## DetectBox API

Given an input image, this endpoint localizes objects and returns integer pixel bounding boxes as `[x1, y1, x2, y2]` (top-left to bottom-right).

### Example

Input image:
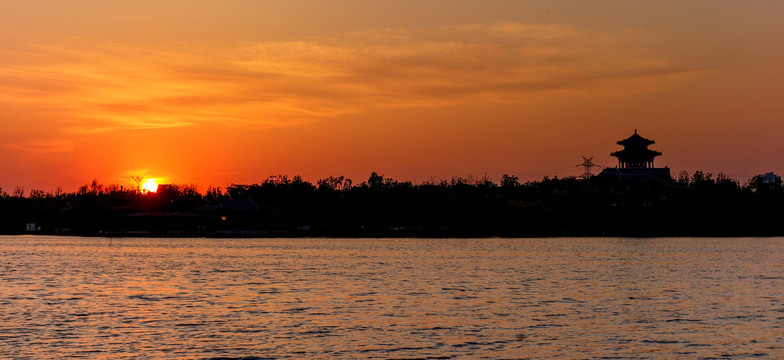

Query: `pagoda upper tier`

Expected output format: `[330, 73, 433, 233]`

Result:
[611, 130, 662, 168]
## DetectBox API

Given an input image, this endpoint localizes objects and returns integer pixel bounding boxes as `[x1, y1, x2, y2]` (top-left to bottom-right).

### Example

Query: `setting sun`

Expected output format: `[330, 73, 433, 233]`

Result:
[141, 179, 158, 193]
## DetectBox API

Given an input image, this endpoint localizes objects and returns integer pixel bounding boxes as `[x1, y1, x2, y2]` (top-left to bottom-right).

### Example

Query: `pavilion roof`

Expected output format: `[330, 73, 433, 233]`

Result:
[617, 129, 655, 147]
[611, 148, 662, 159]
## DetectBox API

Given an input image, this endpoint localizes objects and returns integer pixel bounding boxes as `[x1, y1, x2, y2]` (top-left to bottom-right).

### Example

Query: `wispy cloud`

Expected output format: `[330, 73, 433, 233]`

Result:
[4, 138, 75, 153]
[0, 22, 707, 133]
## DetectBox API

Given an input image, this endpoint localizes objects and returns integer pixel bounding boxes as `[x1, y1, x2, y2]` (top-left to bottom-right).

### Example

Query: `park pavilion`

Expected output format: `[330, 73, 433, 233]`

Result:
[599, 130, 673, 182]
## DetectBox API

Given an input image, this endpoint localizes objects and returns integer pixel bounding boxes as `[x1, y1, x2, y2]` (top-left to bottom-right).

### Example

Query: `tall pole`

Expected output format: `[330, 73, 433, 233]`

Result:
[579, 156, 601, 179]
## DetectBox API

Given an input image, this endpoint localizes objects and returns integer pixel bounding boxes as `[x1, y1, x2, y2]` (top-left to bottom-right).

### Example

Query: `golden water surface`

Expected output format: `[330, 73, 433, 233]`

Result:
[1, 236, 783, 359]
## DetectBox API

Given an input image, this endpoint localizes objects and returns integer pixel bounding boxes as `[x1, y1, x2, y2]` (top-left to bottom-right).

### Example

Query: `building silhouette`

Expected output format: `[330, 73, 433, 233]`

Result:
[761, 172, 781, 185]
[599, 130, 673, 182]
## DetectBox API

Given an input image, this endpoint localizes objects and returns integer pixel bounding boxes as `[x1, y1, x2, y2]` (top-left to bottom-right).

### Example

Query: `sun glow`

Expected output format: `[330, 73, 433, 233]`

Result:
[141, 179, 159, 193]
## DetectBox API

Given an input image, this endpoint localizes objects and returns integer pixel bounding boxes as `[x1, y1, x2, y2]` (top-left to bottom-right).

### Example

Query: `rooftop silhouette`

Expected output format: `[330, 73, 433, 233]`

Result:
[599, 130, 673, 182]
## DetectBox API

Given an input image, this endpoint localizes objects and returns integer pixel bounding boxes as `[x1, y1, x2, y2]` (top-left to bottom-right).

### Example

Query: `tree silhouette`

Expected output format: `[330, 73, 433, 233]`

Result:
[1, 171, 784, 236]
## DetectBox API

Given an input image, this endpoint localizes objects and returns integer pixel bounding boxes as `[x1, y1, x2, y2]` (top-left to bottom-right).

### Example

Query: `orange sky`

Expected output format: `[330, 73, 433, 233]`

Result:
[2, 1, 784, 192]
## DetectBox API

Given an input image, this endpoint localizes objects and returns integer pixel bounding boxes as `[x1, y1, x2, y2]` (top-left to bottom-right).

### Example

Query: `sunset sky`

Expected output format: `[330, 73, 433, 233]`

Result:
[2, 1, 783, 192]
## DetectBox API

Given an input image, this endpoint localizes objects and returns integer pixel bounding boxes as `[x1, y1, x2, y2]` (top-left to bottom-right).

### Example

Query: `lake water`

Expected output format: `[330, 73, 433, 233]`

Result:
[1, 236, 783, 359]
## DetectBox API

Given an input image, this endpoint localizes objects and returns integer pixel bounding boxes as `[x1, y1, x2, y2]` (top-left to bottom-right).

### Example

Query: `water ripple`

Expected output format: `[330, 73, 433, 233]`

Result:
[1, 236, 784, 358]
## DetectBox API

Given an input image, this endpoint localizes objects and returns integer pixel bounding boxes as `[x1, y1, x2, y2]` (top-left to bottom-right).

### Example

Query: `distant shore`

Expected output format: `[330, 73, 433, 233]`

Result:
[3, 172, 784, 238]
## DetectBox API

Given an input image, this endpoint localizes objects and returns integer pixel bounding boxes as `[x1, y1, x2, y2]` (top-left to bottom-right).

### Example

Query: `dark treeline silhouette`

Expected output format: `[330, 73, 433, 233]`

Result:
[1, 171, 783, 237]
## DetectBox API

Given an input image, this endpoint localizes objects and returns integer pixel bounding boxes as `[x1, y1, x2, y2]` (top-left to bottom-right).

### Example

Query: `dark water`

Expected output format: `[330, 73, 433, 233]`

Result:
[1, 236, 783, 359]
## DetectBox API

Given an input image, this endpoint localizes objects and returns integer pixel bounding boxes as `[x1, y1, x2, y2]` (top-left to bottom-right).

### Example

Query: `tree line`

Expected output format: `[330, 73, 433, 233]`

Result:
[0, 171, 782, 237]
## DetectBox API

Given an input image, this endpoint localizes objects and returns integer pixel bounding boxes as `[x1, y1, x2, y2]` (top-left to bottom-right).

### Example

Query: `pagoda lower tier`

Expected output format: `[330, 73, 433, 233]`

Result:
[598, 167, 673, 182]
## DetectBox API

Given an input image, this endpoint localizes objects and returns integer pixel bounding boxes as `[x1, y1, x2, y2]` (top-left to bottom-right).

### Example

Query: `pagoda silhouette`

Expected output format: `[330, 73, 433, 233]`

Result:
[599, 130, 673, 182]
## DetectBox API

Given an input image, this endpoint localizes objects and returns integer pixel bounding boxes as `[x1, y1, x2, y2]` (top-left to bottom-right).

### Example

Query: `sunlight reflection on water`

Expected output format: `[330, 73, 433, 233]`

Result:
[1, 236, 783, 359]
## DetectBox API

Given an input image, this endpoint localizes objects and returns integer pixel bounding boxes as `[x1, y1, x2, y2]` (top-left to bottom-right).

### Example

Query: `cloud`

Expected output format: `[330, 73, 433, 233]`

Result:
[0, 22, 707, 133]
[4, 138, 75, 153]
